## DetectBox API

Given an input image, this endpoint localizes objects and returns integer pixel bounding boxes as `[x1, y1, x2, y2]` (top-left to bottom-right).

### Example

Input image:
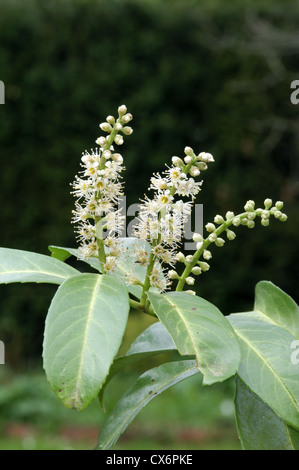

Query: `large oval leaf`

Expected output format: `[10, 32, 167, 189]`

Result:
[148, 291, 241, 385]
[43, 273, 129, 411]
[254, 281, 299, 339]
[228, 311, 299, 430]
[0, 248, 79, 284]
[235, 376, 299, 450]
[96, 360, 199, 450]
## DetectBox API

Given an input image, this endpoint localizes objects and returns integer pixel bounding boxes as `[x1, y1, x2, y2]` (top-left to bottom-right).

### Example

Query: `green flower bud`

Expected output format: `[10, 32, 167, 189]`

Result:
[206, 222, 216, 232]
[247, 212, 256, 220]
[114, 134, 124, 145]
[122, 113, 133, 123]
[225, 211, 235, 220]
[261, 218, 270, 227]
[184, 146, 194, 157]
[208, 232, 217, 243]
[198, 261, 210, 271]
[193, 232, 203, 242]
[198, 152, 214, 163]
[261, 210, 270, 219]
[100, 122, 112, 132]
[184, 156, 193, 164]
[118, 104, 127, 116]
[96, 136, 107, 147]
[196, 162, 208, 171]
[106, 115, 115, 124]
[191, 266, 202, 275]
[264, 198, 272, 209]
[203, 250, 212, 260]
[215, 237, 225, 247]
[275, 201, 284, 210]
[214, 214, 224, 224]
[103, 150, 111, 159]
[176, 252, 185, 262]
[247, 220, 255, 228]
[122, 126, 133, 135]
[186, 276, 195, 285]
[172, 156, 184, 167]
[226, 229, 236, 240]
[115, 123, 123, 131]
[244, 200, 255, 212]
[168, 270, 179, 280]
[190, 166, 200, 177]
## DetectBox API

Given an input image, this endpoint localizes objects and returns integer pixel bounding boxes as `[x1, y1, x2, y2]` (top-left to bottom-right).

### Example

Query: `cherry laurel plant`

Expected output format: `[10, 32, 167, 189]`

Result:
[0, 105, 298, 450]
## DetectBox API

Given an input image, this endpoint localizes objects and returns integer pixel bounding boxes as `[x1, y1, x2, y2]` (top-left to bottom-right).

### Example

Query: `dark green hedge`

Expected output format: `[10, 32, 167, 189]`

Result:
[0, 0, 298, 364]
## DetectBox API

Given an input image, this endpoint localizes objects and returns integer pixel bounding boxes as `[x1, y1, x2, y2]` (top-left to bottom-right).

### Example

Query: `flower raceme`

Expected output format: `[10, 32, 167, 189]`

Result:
[71, 105, 287, 302]
[71, 105, 133, 273]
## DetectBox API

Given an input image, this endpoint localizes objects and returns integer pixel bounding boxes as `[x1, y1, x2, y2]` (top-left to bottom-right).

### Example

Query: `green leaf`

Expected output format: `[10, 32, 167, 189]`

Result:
[43, 273, 130, 411]
[148, 291, 241, 385]
[228, 311, 299, 430]
[95, 360, 199, 450]
[0, 248, 79, 284]
[110, 321, 178, 374]
[254, 281, 299, 339]
[49, 245, 102, 272]
[99, 322, 180, 408]
[235, 376, 299, 450]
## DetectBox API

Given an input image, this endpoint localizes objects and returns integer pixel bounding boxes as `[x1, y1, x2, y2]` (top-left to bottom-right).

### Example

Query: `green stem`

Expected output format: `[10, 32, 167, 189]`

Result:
[129, 298, 156, 318]
[176, 212, 249, 291]
[94, 117, 122, 272]
[140, 248, 156, 308]
[95, 216, 106, 273]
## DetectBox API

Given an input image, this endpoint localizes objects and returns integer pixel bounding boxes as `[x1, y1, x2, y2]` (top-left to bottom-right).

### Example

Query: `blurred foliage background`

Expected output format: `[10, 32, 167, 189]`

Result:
[0, 0, 298, 448]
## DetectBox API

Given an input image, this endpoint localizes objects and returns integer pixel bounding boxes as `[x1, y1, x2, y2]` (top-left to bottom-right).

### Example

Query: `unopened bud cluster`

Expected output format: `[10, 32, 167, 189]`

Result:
[173, 199, 287, 290]
[71, 105, 133, 270]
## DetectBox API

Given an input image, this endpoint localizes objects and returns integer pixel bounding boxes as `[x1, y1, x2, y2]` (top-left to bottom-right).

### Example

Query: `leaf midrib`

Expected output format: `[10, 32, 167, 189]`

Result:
[162, 295, 198, 355]
[72, 275, 103, 406]
[0, 269, 68, 279]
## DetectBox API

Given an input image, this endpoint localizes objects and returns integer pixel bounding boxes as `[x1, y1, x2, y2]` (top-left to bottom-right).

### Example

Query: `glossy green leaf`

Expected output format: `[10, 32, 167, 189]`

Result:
[49, 245, 102, 272]
[99, 322, 180, 407]
[96, 360, 199, 450]
[148, 291, 241, 385]
[254, 281, 299, 339]
[43, 273, 129, 411]
[235, 376, 299, 450]
[228, 311, 299, 430]
[0, 247, 79, 284]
